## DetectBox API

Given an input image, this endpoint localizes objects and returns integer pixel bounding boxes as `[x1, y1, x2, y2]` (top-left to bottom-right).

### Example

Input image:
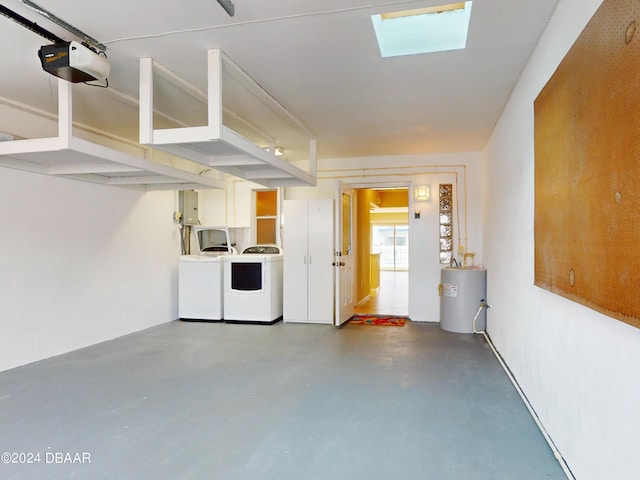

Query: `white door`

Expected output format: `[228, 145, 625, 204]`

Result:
[334, 182, 355, 325]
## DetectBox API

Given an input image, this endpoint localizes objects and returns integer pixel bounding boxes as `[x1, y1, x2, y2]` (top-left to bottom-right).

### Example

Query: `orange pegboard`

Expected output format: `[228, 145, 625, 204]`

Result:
[534, 0, 640, 329]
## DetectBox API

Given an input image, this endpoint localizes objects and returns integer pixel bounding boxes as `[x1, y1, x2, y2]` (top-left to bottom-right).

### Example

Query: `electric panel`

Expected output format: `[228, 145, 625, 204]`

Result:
[179, 190, 199, 225]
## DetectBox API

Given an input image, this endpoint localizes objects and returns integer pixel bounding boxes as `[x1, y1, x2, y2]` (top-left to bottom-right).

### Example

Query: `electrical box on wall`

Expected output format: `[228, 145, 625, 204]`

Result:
[179, 190, 199, 225]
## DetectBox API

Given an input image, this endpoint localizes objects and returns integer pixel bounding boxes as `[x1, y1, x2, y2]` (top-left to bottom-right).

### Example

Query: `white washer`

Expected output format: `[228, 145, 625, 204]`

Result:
[223, 245, 283, 324]
[178, 226, 236, 321]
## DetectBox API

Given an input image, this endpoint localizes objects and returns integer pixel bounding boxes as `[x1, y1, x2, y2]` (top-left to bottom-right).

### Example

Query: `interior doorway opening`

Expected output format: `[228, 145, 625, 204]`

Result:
[354, 186, 409, 317]
[372, 224, 408, 271]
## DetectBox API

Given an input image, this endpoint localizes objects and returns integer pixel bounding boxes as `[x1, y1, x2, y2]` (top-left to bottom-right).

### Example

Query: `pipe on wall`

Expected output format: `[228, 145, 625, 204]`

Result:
[472, 300, 575, 480]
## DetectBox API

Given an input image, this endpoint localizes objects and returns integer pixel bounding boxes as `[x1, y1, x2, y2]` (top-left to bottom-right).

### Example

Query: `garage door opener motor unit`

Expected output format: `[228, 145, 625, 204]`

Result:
[38, 41, 110, 83]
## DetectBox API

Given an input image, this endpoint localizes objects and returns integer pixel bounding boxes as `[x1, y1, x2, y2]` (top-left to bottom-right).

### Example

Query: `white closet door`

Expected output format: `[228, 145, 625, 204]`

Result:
[283, 200, 309, 322]
[307, 199, 334, 324]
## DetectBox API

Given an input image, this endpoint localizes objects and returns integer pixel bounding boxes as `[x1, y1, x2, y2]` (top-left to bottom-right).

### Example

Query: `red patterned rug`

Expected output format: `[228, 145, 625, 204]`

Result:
[349, 315, 406, 326]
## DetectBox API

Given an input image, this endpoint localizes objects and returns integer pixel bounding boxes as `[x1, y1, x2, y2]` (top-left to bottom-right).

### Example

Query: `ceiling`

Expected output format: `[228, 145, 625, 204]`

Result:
[0, 0, 559, 161]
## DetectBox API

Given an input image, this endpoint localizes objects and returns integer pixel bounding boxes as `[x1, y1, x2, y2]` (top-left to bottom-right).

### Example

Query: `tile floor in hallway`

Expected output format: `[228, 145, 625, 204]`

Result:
[355, 270, 409, 316]
[0, 320, 566, 480]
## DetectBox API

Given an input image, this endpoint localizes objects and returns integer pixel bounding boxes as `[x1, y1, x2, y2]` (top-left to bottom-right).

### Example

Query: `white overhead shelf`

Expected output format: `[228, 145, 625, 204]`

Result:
[139, 49, 317, 188]
[0, 79, 224, 191]
[0, 136, 224, 190]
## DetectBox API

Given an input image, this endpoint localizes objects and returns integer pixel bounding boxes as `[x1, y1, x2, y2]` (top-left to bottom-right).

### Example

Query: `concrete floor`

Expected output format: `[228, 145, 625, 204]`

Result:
[0, 321, 565, 480]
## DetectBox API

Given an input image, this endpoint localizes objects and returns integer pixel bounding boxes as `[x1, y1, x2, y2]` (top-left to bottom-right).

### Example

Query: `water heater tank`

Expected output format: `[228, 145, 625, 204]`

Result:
[439, 268, 487, 333]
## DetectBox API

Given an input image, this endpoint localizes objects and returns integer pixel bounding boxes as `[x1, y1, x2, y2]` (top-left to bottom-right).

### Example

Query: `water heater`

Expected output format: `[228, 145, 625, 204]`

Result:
[439, 268, 487, 333]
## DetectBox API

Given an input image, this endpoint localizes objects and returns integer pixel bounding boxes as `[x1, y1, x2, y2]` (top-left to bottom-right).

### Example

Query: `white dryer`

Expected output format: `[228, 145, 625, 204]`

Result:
[223, 245, 284, 324]
[178, 226, 236, 321]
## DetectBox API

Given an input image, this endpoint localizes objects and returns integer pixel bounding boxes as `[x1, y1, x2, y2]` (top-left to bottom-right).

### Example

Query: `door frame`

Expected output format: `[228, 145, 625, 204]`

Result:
[350, 181, 412, 316]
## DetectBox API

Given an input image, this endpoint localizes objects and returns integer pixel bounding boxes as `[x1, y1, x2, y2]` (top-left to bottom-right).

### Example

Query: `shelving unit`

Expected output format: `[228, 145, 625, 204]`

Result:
[0, 79, 225, 191]
[139, 49, 317, 188]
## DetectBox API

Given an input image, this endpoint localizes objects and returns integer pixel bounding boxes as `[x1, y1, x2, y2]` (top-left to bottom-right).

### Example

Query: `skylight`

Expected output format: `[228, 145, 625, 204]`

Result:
[371, 1, 473, 58]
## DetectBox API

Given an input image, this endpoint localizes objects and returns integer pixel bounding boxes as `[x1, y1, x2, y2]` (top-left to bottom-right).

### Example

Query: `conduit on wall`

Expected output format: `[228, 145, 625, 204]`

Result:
[318, 164, 470, 258]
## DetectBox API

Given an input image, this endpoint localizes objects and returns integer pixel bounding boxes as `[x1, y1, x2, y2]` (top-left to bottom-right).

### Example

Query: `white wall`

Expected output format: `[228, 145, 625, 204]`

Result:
[483, 0, 640, 478]
[0, 168, 180, 372]
[286, 152, 484, 323]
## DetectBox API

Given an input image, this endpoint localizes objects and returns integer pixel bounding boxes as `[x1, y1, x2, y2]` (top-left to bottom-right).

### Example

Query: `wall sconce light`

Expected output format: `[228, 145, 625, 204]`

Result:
[415, 185, 431, 201]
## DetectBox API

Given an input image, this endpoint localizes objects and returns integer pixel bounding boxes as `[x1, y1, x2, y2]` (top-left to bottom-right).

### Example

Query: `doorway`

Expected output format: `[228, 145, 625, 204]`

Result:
[354, 187, 409, 316]
[372, 225, 408, 271]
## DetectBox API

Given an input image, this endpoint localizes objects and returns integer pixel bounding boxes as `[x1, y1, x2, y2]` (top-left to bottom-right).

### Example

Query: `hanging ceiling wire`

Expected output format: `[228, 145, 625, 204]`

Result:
[103, 0, 426, 45]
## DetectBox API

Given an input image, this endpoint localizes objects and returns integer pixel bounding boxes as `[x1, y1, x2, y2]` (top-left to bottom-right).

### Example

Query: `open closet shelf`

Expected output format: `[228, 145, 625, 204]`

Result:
[0, 80, 224, 191]
[139, 49, 317, 188]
